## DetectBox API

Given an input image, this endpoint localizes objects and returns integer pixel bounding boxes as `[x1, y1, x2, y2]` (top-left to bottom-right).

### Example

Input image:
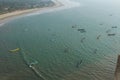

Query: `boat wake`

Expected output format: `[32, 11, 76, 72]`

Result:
[20, 48, 46, 80]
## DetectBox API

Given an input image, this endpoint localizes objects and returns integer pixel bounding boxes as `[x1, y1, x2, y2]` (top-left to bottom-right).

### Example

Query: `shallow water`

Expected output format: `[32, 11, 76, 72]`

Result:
[0, 0, 120, 80]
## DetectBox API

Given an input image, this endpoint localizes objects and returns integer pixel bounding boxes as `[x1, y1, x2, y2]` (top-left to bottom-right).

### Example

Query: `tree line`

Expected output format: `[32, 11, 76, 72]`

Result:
[0, 0, 55, 14]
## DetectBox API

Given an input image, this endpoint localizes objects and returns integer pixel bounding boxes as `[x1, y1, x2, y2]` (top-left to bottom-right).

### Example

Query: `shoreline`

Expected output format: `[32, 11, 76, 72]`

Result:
[0, 0, 80, 27]
[0, 0, 63, 21]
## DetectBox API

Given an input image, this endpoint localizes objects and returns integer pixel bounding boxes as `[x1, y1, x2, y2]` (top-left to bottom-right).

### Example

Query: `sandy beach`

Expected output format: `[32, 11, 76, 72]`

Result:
[0, 0, 80, 27]
[0, 0, 63, 21]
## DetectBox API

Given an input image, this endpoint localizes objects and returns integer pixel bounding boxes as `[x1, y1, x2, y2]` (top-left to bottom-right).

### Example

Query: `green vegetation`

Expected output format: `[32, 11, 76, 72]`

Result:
[0, 0, 55, 14]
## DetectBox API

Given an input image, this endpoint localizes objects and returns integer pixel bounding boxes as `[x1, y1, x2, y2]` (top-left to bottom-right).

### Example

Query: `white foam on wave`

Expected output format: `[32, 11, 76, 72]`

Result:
[25, 0, 81, 17]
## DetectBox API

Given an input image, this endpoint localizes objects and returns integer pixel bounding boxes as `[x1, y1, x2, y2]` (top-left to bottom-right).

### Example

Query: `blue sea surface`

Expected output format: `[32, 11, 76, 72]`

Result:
[0, 0, 120, 80]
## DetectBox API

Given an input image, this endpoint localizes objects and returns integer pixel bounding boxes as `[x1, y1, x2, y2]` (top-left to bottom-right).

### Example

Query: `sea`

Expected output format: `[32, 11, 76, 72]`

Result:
[0, 0, 120, 80]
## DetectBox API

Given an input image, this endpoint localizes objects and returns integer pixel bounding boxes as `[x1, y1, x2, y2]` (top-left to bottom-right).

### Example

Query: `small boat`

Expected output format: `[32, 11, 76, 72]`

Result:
[64, 48, 69, 53]
[108, 33, 116, 36]
[77, 29, 86, 33]
[9, 48, 20, 53]
[72, 26, 76, 28]
[97, 35, 101, 39]
[81, 37, 85, 43]
[106, 29, 111, 33]
[94, 49, 97, 54]
[72, 25, 77, 28]
[99, 23, 103, 25]
[109, 14, 113, 16]
[76, 60, 82, 68]
[112, 26, 117, 28]
[29, 64, 46, 80]
[20, 48, 46, 80]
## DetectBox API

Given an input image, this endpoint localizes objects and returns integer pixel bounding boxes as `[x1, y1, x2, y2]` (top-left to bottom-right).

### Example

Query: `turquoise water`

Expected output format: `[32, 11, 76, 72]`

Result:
[0, 0, 120, 80]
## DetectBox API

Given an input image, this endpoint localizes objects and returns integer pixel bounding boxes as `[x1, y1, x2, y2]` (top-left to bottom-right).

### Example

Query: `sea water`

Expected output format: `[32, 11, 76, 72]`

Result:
[0, 0, 120, 80]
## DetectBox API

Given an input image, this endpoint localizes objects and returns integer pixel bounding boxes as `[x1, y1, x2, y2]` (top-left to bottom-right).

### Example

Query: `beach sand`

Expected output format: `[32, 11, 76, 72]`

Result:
[0, 0, 80, 27]
[0, 0, 63, 21]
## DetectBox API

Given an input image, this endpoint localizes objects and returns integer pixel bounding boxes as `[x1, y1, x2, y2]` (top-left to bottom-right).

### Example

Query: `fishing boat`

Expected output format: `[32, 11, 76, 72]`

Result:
[77, 29, 86, 33]
[112, 26, 117, 28]
[108, 33, 116, 36]
[97, 35, 101, 39]
[76, 60, 82, 68]
[9, 48, 20, 53]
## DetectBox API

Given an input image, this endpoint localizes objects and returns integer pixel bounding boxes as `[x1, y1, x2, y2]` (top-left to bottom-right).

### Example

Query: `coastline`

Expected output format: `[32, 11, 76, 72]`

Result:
[0, 0, 80, 27]
[0, 0, 63, 21]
